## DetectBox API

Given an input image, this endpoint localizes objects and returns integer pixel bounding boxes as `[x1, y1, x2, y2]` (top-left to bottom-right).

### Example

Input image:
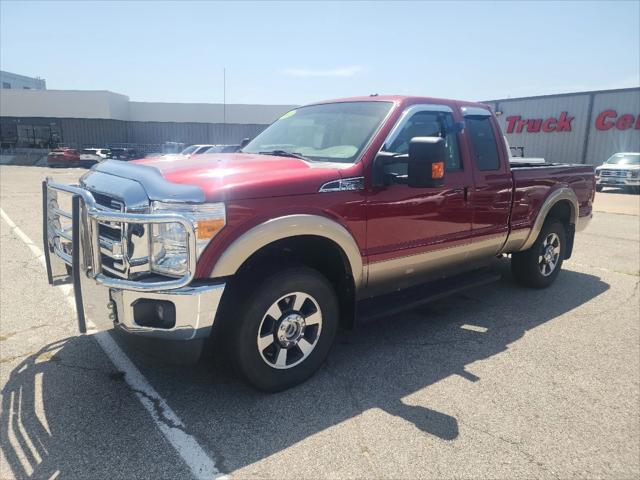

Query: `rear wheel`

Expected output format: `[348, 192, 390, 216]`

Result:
[512, 220, 566, 288]
[228, 267, 339, 392]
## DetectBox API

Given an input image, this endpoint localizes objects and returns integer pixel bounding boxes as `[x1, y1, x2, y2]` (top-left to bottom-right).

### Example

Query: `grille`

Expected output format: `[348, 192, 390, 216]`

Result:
[89, 191, 129, 278]
[600, 169, 626, 177]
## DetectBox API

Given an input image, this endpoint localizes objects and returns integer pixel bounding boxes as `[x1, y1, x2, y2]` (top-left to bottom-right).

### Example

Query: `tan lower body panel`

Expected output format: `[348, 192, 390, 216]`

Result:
[363, 233, 510, 298]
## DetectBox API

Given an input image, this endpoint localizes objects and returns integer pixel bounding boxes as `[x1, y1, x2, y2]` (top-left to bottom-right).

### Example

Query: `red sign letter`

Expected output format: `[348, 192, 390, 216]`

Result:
[542, 117, 557, 132]
[555, 112, 573, 132]
[505, 116, 520, 134]
[616, 114, 634, 131]
[595, 110, 616, 131]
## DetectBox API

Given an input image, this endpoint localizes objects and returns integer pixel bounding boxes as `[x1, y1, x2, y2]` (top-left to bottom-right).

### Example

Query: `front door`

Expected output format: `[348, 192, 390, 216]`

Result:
[365, 104, 475, 292]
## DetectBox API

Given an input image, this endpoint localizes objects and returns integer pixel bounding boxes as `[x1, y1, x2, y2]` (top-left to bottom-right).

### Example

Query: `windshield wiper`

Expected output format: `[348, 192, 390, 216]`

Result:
[258, 150, 309, 161]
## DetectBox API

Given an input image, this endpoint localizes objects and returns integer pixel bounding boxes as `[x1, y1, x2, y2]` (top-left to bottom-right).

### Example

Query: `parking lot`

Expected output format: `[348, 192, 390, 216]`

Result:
[1, 165, 638, 479]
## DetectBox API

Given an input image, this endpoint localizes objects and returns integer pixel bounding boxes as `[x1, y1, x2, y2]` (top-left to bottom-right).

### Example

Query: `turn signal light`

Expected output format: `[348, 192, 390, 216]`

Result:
[432, 162, 445, 179]
[197, 219, 226, 240]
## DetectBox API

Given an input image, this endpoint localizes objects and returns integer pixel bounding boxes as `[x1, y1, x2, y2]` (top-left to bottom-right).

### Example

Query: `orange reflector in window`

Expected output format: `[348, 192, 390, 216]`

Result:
[197, 219, 225, 240]
[432, 162, 445, 179]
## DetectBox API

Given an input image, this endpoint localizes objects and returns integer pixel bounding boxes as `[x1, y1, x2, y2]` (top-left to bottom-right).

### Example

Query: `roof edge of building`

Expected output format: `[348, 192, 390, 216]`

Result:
[483, 86, 640, 104]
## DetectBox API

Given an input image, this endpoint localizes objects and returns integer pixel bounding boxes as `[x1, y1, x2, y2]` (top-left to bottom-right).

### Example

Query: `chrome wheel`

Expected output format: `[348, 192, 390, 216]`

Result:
[256, 292, 322, 370]
[538, 232, 561, 277]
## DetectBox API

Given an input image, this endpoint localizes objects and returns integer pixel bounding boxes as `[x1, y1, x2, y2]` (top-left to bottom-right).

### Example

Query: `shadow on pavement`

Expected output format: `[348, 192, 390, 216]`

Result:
[1, 264, 610, 478]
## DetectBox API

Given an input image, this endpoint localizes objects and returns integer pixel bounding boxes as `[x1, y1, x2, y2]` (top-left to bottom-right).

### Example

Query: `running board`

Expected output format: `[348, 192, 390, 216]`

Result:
[357, 268, 502, 322]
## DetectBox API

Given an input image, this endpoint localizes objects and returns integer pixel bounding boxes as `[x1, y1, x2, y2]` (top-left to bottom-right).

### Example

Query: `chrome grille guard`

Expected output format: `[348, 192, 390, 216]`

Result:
[43, 179, 198, 293]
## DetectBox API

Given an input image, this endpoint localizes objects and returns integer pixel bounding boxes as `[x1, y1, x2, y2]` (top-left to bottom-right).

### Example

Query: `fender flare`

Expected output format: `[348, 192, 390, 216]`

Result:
[209, 214, 364, 287]
[519, 187, 579, 251]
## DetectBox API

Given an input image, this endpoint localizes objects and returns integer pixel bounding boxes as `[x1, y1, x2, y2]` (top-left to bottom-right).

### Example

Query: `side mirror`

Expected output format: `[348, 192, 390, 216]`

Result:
[240, 138, 251, 149]
[408, 137, 446, 188]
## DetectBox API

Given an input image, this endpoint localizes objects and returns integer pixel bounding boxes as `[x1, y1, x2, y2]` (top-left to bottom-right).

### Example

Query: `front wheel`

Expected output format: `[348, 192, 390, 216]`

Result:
[512, 220, 566, 288]
[228, 267, 339, 392]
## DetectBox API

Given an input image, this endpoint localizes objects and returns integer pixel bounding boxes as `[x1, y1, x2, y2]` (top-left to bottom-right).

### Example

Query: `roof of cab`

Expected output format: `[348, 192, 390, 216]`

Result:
[305, 94, 491, 110]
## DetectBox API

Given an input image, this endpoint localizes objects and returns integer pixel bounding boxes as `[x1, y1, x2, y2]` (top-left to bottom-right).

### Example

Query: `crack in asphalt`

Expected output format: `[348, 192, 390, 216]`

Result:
[462, 419, 562, 479]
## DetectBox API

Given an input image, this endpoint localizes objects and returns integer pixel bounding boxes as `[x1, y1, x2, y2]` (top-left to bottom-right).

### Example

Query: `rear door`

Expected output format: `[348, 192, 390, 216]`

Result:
[460, 106, 514, 246]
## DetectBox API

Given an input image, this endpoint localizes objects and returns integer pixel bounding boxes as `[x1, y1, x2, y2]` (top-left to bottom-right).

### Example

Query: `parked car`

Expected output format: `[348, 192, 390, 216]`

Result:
[180, 144, 216, 156]
[46, 148, 80, 168]
[107, 148, 143, 161]
[43, 95, 595, 392]
[204, 144, 242, 154]
[79, 148, 110, 166]
[595, 152, 640, 193]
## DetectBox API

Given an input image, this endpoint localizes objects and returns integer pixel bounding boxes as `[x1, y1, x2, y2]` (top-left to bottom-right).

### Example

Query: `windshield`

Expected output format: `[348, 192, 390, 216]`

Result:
[180, 145, 198, 155]
[205, 146, 224, 154]
[242, 101, 393, 163]
[605, 153, 640, 165]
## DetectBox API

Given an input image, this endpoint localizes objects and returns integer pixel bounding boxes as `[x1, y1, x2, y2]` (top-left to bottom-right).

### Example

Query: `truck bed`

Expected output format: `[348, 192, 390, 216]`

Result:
[510, 163, 596, 229]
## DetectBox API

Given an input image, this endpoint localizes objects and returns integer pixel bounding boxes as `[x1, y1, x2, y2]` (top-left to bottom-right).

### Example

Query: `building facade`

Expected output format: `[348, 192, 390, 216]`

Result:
[0, 70, 46, 90]
[0, 89, 295, 152]
[484, 87, 640, 165]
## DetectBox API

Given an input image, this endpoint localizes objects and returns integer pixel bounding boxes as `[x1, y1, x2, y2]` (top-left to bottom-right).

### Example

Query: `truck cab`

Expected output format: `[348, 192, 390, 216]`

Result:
[43, 95, 595, 391]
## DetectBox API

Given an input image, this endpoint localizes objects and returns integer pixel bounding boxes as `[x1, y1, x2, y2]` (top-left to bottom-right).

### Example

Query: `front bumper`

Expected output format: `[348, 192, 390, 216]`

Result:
[42, 179, 225, 340]
[596, 176, 640, 186]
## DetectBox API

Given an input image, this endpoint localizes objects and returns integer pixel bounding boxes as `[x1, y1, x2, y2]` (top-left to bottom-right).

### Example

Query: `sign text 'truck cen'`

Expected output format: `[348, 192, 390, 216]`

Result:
[505, 110, 640, 134]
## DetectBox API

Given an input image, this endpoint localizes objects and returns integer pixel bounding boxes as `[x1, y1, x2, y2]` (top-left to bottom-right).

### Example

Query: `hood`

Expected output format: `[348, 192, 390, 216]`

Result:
[133, 152, 345, 202]
[596, 163, 640, 171]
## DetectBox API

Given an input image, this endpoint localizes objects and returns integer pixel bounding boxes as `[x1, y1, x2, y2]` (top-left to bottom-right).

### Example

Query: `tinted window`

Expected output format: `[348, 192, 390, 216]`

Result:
[385, 110, 461, 171]
[466, 117, 500, 171]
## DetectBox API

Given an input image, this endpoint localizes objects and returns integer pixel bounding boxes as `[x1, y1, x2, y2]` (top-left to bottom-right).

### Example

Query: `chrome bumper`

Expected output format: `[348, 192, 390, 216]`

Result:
[596, 177, 640, 186]
[42, 179, 225, 340]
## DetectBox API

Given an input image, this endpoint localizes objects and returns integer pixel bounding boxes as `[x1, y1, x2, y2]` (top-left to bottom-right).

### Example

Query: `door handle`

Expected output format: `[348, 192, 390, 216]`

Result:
[452, 187, 470, 201]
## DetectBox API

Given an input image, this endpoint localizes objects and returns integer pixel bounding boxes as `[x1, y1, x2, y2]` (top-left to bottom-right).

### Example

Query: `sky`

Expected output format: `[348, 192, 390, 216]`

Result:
[1, 1, 639, 105]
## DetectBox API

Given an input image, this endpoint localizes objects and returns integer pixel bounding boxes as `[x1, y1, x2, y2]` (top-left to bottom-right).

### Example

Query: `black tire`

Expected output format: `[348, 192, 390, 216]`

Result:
[511, 220, 566, 289]
[596, 185, 603, 192]
[228, 266, 339, 392]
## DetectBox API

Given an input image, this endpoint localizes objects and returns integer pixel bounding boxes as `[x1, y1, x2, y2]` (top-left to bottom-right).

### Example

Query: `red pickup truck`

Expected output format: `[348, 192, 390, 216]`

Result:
[43, 95, 595, 391]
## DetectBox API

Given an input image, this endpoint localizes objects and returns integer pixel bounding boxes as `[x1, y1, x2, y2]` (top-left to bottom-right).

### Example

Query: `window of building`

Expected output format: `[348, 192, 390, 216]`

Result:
[23, 86, 30, 89]
[466, 117, 500, 171]
[2, 82, 11, 89]
[0, 119, 61, 150]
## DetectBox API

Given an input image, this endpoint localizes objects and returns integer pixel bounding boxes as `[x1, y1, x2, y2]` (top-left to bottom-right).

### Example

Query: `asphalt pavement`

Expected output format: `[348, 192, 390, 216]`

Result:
[1, 165, 638, 479]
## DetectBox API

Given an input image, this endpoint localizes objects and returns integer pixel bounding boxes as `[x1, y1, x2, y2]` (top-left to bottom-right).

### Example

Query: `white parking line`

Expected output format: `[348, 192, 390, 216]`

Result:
[1, 207, 225, 480]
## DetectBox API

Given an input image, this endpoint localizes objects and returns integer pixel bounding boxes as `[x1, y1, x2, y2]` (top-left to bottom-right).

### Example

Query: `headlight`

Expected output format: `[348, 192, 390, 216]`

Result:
[627, 170, 638, 178]
[150, 202, 225, 277]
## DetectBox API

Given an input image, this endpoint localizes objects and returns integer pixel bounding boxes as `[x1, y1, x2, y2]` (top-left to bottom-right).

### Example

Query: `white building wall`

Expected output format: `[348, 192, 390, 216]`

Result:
[493, 94, 591, 163]
[487, 88, 640, 165]
[585, 89, 640, 164]
[0, 90, 130, 120]
[129, 102, 295, 124]
[0, 89, 294, 125]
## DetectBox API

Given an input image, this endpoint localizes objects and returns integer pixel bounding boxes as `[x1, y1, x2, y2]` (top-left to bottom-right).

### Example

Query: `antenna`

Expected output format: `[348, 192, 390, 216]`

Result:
[223, 68, 226, 144]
